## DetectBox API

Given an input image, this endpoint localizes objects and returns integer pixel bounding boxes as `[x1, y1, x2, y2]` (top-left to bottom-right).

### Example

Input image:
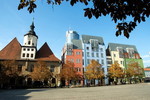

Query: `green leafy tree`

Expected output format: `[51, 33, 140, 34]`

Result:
[18, 0, 150, 38]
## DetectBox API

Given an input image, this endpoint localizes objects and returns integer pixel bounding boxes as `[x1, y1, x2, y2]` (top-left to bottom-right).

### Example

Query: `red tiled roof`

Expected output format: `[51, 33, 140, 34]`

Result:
[144, 68, 150, 71]
[35, 42, 60, 62]
[0, 37, 21, 60]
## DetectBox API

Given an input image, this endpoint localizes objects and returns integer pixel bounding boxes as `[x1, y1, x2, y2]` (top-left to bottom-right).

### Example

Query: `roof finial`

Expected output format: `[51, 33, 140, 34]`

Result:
[30, 17, 35, 31]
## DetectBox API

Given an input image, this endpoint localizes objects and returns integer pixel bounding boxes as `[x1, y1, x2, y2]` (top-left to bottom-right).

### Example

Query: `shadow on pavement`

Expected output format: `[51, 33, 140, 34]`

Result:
[0, 89, 47, 100]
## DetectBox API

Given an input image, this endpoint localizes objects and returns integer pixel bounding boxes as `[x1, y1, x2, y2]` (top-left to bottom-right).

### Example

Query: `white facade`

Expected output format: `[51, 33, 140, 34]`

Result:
[23, 35, 38, 47]
[21, 47, 36, 59]
[20, 22, 38, 60]
[110, 51, 124, 68]
[81, 36, 108, 85]
[145, 71, 150, 77]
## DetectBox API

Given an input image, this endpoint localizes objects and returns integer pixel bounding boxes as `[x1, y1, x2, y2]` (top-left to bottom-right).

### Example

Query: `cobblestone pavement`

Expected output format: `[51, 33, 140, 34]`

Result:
[0, 83, 150, 100]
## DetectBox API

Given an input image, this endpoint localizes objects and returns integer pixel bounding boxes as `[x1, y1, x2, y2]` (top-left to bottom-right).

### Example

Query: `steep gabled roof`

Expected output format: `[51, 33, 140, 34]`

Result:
[0, 37, 21, 60]
[108, 43, 138, 53]
[35, 42, 60, 62]
[81, 35, 104, 45]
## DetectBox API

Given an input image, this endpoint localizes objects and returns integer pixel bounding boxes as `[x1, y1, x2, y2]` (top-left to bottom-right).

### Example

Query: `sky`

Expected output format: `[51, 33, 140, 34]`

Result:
[0, 0, 150, 67]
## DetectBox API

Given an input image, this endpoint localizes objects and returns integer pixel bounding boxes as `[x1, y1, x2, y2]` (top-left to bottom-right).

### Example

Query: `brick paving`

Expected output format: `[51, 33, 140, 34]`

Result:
[0, 83, 150, 100]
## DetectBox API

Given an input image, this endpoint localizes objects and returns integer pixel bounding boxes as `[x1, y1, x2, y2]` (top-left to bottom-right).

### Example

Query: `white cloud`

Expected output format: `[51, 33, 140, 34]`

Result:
[141, 55, 150, 58]
[141, 52, 150, 58]
[143, 60, 150, 63]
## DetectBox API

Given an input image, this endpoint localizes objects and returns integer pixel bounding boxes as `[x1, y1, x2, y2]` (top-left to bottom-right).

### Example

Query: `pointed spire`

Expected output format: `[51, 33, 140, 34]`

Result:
[30, 18, 35, 31]
[24, 18, 38, 38]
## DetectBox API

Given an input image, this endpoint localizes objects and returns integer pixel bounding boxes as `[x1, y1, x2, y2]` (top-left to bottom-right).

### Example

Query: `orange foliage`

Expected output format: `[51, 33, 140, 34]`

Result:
[108, 61, 124, 78]
[85, 60, 104, 80]
[60, 61, 82, 82]
[30, 61, 52, 81]
[0, 60, 19, 77]
[126, 62, 144, 78]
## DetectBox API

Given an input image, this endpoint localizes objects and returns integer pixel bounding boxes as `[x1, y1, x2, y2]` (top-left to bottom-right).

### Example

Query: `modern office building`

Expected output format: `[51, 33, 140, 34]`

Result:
[62, 30, 84, 85]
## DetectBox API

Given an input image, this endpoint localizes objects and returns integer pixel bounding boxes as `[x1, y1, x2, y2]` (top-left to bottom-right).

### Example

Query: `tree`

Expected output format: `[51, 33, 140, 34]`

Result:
[0, 60, 19, 88]
[85, 60, 104, 86]
[30, 61, 52, 86]
[108, 61, 124, 85]
[18, 0, 150, 38]
[60, 61, 79, 86]
[126, 62, 144, 84]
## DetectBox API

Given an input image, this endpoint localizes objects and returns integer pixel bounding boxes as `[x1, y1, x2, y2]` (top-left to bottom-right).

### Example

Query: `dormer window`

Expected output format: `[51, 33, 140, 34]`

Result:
[126, 48, 134, 58]
[90, 39, 98, 51]
[117, 47, 124, 58]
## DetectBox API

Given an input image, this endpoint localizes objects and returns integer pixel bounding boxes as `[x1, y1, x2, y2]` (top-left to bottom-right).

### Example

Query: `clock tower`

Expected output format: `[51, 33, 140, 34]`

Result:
[21, 21, 38, 59]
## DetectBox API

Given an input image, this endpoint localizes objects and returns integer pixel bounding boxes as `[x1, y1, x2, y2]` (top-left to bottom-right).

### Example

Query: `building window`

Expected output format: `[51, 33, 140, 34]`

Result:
[28, 64, 34, 72]
[23, 48, 26, 51]
[101, 59, 104, 65]
[117, 47, 124, 58]
[32, 43, 34, 46]
[76, 52, 80, 55]
[31, 65, 34, 72]
[31, 54, 34, 58]
[22, 53, 25, 57]
[77, 68, 81, 72]
[67, 51, 72, 55]
[90, 39, 98, 51]
[79, 68, 81, 72]
[50, 65, 55, 72]
[92, 53, 94, 57]
[27, 48, 30, 51]
[101, 53, 104, 58]
[114, 54, 116, 57]
[76, 59, 80, 63]
[100, 48, 103, 52]
[31, 49, 34, 51]
[107, 60, 112, 64]
[120, 61, 123, 65]
[28, 41, 31, 45]
[69, 59, 74, 63]
[97, 59, 99, 63]
[87, 59, 90, 64]
[127, 48, 134, 58]
[87, 52, 90, 57]
[27, 53, 29, 57]
[92, 47, 94, 51]
[96, 53, 99, 57]
[87, 47, 89, 50]
[18, 65, 22, 72]
[82, 59, 84, 65]
[82, 52, 84, 57]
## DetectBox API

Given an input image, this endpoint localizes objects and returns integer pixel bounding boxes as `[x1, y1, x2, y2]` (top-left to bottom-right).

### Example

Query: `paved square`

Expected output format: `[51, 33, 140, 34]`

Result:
[0, 83, 150, 100]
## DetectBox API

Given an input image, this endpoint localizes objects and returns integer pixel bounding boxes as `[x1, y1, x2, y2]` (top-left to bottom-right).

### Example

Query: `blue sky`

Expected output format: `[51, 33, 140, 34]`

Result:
[0, 0, 150, 67]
